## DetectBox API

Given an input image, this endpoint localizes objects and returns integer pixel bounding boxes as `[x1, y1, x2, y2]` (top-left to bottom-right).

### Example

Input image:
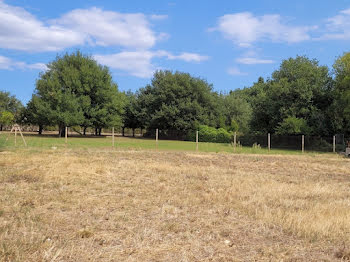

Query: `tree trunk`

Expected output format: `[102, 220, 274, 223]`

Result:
[83, 127, 87, 136]
[98, 128, 102, 136]
[95, 127, 98, 136]
[59, 125, 66, 138]
[141, 127, 143, 136]
[0, 124, 2, 131]
[132, 128, 135, 137]
[38, 125, 43, 135]
[122, 127, 125, 137]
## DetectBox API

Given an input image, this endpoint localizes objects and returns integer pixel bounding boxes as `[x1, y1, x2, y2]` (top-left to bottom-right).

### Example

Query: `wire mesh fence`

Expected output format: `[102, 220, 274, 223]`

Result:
[2, 124, 348, 153]
[237, 134, 345, 152]
[143, 129, 347, 153]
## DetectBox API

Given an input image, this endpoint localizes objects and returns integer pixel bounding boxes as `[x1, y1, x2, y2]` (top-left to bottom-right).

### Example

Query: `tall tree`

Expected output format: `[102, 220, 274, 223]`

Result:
[247, 56, 333, 135]
[333, 52, 350, 135]
[223, 92, 252, 133]
[33, 51, 124, 137]
[137, 70, 220, 136]
[122, 91, 143, 137]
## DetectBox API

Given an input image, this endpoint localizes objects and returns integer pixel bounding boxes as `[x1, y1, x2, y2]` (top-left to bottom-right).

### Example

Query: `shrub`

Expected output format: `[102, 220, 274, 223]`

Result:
[188, 125, 232, 143]
[275, 116, 310, 135]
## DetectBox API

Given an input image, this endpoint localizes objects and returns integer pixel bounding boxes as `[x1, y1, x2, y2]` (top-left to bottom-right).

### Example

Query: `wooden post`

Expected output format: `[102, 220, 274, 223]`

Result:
[302, 135, 304, 153]
[18, 125, 27, 147]
[196, 130, 199, 151]
[14, 128, 17, 146]
[112, 127, 115, 147]
[234, 132, 237, 152]
[156, 129, 158, 150]
[268, 133, 271, 151]
[333, 135, 336, 153]
[65, 126, 68, 144]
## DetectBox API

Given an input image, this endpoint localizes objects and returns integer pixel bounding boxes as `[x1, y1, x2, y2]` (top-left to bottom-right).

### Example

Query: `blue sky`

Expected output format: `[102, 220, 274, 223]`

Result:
[1, 0, 350, 104]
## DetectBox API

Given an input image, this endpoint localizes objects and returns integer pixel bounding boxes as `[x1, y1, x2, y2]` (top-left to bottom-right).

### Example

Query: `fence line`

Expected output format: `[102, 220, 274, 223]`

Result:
[2, 125, 348, 153]
[149, 129, 346, 153]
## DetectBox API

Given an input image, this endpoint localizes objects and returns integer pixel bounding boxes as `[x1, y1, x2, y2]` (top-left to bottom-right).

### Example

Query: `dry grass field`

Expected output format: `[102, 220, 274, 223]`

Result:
[1, 148, 350, 261]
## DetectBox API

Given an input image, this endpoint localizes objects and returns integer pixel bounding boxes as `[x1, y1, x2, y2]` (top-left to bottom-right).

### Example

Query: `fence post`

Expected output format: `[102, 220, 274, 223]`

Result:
[65, 126, 68, 144]
[234, 132, 237, 152]
[302, 135, 304, 153]
[112, 127, 115, 147]
[156, 129, 158, 150]
[333, 135, 336, 153]
[268, 133, 271, 151]
[196, 130, 199, 151]
[14, 128, 17, 146]
[17, 125, 27, 147]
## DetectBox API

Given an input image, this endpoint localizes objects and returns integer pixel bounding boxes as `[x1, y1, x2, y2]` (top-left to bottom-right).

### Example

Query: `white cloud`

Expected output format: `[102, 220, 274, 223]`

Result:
[94, 51, 209, 78]
[0, 55, 46, 71]
[213, 12, 314, 47]
[165, 52, 209, 62]
[227, 67, 248, 76]
[94, 51, 156, 78]
[321, 8, 350, 40]
[54, 7, 158, 49]
[236, 57, 275, 64]
[0, 1, 83, 51]
[0, 2, 165, 51]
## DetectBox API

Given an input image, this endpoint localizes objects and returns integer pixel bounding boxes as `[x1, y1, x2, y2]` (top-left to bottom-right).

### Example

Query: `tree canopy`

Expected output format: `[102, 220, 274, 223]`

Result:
[136, 71, 221, 135]
[0, 91, 22, 130]
[6, 51, 350, 139]
[27, 51, 124, 136]
[240, 56, 334, 135]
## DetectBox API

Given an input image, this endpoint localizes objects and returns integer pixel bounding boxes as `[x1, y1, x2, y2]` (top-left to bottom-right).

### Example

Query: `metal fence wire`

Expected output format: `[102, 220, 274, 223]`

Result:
[143, 130, 347, 153]
[7, 124, 349, 153]
[237, 134, 346, 152]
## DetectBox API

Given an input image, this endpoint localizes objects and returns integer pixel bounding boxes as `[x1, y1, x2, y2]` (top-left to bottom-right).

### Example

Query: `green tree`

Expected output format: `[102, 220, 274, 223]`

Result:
[0, 91, 22, 130]
[22, 95, 50, 134]
[223, 92, 252, 133]
[247, 56, 333, 135]
[0, 111, 14, 127]
[137, 70, 220, 136]
[34, 51, 124, 137]
[122, 91, 143, 137]
[333, 52, 350, 135]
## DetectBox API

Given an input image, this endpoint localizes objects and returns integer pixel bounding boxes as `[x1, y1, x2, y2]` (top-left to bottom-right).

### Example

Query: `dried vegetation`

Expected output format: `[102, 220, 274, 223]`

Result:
[1, 149, 350, 261]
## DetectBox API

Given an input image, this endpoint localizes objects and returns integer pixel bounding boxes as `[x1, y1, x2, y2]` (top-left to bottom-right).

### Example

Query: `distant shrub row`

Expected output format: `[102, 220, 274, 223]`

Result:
[188, 125, 232, 143]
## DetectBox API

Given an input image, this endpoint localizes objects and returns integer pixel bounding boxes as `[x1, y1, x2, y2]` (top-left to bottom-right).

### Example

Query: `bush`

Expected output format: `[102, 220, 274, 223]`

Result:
[275, 116, 310, 135]
[188, 125, 232, 143]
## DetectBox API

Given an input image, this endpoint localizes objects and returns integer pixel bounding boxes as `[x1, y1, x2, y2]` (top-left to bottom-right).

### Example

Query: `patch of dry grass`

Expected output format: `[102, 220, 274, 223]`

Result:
[1, 149, 350, 261]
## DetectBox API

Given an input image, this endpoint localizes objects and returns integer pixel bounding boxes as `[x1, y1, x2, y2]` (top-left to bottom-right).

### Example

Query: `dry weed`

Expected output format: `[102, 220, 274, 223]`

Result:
[0, 148, 349, 261]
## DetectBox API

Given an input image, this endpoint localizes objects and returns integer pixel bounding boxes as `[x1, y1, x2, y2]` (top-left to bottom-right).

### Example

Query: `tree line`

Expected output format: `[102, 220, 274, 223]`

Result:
[1, 51, 350, 139]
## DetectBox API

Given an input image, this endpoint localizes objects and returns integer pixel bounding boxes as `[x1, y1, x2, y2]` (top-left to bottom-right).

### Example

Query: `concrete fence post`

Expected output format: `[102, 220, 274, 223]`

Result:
[234, 132, 237, 152]
[65, 126, 68, 144]
[156, 129, 159, 150]
[112, 127, 115, 147]
[196, 130, 199, 151]
[268, 133, 271, 151]
[333, 135, 336, 153]
[302, 135, 304, 153]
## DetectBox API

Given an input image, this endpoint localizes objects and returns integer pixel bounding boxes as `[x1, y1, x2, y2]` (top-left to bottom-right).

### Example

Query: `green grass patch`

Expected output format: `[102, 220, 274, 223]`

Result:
[0, 132, 329, 155]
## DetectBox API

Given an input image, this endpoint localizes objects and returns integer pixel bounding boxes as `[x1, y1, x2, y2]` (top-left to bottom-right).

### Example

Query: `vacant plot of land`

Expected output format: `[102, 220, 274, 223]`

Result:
[1, 148, 350, 261]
